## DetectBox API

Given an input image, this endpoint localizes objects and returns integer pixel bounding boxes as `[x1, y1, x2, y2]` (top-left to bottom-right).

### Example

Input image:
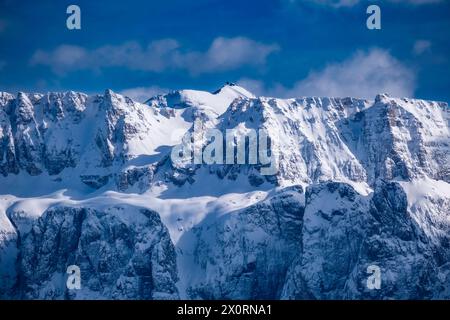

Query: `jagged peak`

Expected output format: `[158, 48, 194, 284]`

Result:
[0, 91, 14, 98]
[0, 92, 15, 107]
[16, 91, 34, 106]
[104, 88, 115, 96]
[101, 89, 134, 110]
[212, 81, 237, 94]
[375, 93, 391, 103]
[212, 82, 255, 98]
[103, 88, 120, 103]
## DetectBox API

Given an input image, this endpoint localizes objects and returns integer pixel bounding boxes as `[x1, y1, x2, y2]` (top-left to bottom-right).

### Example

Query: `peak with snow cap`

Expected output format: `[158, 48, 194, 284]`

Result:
[145, 83, 254, 115]
[0, 86, 449, 300]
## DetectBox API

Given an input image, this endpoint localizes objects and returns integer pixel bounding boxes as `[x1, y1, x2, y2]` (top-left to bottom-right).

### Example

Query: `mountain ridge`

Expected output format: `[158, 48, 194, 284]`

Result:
[0, 85, 449, 299]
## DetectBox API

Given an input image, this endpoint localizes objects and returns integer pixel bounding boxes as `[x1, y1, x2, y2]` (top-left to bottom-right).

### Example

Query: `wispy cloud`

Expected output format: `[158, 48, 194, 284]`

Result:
[239, 48, 416, 99]
[388, 0, 444, 4]
[120, 86, 170, 102]
[30, 37, 279, 76]
[306, 0, 359, 7]
[413, 40, 432, 55]
[304, 0, 443, 7]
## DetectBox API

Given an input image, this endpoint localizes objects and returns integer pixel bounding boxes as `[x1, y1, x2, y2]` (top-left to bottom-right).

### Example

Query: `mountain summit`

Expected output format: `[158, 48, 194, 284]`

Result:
[145, 83, 254, 115]
[0, 87, 449, 299]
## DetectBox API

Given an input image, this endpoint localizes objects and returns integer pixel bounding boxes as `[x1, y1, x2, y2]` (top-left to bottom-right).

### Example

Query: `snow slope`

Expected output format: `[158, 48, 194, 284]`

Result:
[0, 84, 449, 299]
[146, 82, 254, 115]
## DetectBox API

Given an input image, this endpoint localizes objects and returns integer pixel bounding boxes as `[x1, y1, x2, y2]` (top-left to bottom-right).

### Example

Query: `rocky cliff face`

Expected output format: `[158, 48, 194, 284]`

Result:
[1, 88, 447, 191]
[281, 181, 448, 299]
[159, 93, 448, 191]
[0, 85, 449, 299]
[177, 181, 449, 299]
[2, 205, 178, 299]
[177, 185, 305, 299]
[0, 90, 193, 189]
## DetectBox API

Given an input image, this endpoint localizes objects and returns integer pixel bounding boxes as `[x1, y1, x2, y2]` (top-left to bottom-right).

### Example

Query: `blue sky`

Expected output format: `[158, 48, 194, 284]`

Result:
[0, 0, 449, 101]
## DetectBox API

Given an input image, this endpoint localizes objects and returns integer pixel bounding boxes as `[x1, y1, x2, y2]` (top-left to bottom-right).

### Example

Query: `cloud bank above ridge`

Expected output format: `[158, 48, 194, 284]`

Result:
[239, 49, 416, 99]
[30, 37, 279, 76]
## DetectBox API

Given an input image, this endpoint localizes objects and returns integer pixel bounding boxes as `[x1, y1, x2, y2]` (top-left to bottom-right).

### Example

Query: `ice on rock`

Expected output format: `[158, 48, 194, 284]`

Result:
[0, 85, 449, 299]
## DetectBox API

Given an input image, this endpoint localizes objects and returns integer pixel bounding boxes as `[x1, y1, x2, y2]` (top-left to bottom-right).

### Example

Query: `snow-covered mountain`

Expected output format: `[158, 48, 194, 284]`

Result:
[145, 82, 254, 114]
[0, 84, 449, 299]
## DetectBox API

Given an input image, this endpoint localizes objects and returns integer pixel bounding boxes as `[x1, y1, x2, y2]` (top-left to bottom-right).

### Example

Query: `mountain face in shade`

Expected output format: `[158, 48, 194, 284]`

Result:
[0, 84, 449, 299]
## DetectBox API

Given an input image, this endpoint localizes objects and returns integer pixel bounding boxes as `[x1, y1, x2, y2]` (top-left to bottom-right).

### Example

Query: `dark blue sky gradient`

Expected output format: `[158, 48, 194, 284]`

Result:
[0, 0, 449, 101]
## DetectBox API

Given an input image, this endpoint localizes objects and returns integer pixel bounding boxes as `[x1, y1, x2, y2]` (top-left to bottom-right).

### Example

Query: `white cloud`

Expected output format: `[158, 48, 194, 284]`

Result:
[30, 37, 279, 76]
[306, 0, 359, 7]
[31, 45, 88, 75]
[120, 86, 170, 102]
[236, 78, 268, 97]
[239, 48, 416, 99]
[413, 40, 432, 55]
[388, 0, 443, 4]
[185, 37, 279, 74]
[306, 0, 443, 7]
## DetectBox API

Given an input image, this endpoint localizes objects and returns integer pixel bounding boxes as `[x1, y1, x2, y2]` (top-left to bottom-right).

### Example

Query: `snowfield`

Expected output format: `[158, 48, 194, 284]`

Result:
[0, 84, 449, 299]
